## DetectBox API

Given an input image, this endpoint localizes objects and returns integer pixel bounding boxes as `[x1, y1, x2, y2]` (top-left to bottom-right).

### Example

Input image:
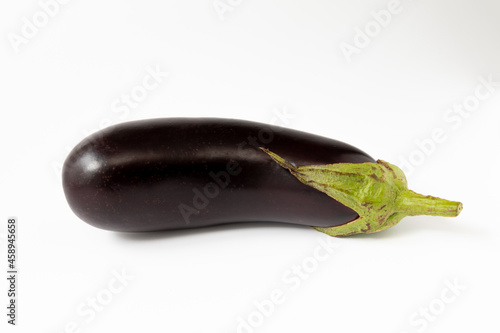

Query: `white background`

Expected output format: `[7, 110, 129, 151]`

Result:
[1, 1, 500, 332]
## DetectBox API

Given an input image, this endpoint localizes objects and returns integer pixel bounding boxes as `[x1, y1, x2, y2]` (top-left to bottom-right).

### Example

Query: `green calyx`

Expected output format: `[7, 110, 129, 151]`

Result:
[260, 148, 463, 237]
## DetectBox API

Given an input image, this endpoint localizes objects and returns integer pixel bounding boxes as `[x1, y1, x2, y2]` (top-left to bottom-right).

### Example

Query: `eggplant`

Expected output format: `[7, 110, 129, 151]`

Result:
[62, 118, 462, 236]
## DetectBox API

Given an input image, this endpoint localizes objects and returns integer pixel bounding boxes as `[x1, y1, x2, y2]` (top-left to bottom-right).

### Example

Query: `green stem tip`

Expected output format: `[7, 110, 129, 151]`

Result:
[260, 148, 463, 237]
[397, 190, 463, 217]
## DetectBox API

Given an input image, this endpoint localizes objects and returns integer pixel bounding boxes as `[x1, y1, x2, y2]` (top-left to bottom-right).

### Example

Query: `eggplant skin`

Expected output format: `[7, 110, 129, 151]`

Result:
[62, 118, 375, 232]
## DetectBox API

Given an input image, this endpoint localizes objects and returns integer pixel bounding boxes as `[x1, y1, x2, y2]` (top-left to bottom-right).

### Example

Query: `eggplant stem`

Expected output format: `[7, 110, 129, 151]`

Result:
[396, 190, 463, 217]
[260, 148, 463, 237]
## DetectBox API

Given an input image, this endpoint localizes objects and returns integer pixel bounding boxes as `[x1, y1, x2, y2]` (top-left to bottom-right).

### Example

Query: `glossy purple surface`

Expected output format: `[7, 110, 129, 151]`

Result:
[63, 118, 375, 232]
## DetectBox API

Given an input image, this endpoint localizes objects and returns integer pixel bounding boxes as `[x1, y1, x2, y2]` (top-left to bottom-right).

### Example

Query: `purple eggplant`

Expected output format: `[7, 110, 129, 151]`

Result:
[62, 118, 462, 236]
